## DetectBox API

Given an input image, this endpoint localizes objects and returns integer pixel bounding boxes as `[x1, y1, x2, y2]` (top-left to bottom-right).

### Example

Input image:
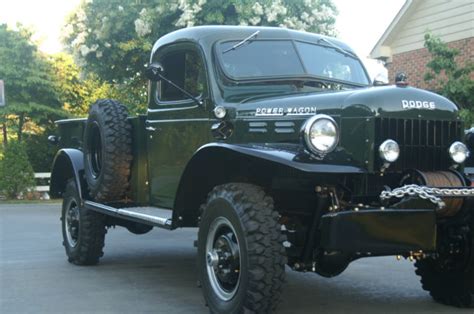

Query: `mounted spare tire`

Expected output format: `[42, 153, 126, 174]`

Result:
[83, 99, 132, 202]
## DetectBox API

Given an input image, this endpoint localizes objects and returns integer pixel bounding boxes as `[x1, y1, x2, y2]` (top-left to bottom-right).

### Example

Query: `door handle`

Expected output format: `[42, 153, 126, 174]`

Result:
[146, 126, 157, 132]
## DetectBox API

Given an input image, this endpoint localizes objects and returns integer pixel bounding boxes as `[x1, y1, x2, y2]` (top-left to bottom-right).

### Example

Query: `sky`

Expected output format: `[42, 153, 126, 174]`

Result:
[0, 0, 406, 79]
[333, 0, 405, 79]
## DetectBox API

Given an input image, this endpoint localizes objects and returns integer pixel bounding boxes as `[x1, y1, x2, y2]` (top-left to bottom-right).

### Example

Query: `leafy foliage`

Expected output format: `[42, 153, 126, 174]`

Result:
[423, 33, 474, 125]
[24, 132, 57, 173]
[0, 141, 35, 199]
[0, 24, 68, 143]
[62, 0, 338, 111]
[0, 25, 59, 108]
[51, 53, 122, 116]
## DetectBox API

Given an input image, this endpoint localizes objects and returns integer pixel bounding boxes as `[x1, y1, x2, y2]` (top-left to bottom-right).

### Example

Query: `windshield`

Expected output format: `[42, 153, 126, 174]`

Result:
[218, 39, 370, 86]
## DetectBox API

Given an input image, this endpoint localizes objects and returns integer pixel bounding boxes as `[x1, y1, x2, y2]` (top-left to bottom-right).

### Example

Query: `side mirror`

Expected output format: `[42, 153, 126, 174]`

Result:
[145, 62, 165, 81]
[48, 135, 59, 145]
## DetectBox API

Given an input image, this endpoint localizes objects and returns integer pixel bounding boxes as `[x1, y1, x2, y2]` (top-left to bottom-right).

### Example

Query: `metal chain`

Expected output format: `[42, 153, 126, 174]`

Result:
[380, 184, 474, 209]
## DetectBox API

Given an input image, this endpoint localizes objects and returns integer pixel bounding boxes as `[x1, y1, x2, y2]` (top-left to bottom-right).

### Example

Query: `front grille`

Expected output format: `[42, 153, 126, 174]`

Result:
[375, 118, 463, 171]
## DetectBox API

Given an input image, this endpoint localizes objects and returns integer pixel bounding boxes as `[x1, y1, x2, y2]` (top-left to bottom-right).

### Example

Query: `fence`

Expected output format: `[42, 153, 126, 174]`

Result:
[34, 172, 50, 193]
[0, 173, 51, 201]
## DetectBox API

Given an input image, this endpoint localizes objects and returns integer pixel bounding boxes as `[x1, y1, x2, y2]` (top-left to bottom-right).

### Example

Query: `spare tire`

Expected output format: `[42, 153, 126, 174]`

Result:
[83, 99, 132, 201]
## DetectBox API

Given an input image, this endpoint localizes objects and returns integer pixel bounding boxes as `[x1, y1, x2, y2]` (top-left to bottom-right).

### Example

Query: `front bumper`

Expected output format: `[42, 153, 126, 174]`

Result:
[319, 208, 436, 255]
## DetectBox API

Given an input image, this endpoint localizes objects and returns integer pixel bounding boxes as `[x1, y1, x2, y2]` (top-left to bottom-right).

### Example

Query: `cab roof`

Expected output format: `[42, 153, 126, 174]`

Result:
[151, 25, 355, 58]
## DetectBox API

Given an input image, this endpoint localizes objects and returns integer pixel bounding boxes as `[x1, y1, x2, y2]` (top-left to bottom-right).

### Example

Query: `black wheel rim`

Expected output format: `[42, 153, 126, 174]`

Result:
[65, 199, 80, 247]
[206, 217, 241, 301]
[435, 226, 473, 272]
[88, 122, 102, 179]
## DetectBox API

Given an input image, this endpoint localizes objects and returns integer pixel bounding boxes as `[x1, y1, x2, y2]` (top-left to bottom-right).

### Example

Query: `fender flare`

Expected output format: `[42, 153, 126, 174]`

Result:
[50, 149, 85, 200]
[189, 143, 366, 173]
[172, 143, 365, 227]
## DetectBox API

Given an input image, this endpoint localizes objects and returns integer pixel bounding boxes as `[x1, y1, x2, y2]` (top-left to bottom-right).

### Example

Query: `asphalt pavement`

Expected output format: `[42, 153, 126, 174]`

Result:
[0, 203, 470, 314]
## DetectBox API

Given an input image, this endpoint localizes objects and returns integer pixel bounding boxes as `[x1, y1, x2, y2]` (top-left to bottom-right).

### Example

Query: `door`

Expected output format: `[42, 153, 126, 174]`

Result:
[146, 44, 211, 208]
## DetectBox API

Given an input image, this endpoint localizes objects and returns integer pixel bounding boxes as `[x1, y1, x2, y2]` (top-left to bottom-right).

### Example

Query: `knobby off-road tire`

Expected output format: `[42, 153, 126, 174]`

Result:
[197, 183, 287, 314]
[415, 220, 474, 308]
[83, 99, 132, 202]
[61, 179, 106, 265]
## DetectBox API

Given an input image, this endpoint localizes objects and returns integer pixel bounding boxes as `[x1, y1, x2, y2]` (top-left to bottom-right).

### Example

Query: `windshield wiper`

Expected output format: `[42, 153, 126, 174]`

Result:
[223, 30, 260, 54]
[241, 77, 365, 88]
[317, 37, 357, 59]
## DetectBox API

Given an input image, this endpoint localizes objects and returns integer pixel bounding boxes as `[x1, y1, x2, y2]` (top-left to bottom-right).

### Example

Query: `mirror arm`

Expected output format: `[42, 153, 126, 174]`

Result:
[156, 73, 203, 106]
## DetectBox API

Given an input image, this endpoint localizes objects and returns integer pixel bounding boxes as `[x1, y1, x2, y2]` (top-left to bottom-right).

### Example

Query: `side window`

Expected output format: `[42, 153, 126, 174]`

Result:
[157, 50, 205, 103]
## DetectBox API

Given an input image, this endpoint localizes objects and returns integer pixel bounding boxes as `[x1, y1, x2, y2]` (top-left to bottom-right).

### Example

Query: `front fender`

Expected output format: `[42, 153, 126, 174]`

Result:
[203, 143, 366, 174]
[172, 143, 365, 227]
[50, 149, 85, 200]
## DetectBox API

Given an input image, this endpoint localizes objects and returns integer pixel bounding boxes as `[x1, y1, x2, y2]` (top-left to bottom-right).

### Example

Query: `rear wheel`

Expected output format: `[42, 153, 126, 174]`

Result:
[197, 183, 286, 313]
[61, 179, 106, 265]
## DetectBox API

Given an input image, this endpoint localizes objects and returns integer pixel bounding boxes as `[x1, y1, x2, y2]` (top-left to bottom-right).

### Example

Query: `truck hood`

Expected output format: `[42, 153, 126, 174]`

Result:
[234, 85, 459, 120]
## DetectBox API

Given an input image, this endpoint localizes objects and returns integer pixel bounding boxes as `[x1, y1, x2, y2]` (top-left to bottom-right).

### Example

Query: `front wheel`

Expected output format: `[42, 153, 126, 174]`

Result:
[197, 183, 286, 313]
[61, 179, 107, 265]
[415, 220, 474, 307]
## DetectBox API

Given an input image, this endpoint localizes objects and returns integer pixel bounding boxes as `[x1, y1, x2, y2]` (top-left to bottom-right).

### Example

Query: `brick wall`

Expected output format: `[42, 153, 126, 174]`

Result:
[386, 37, 474, 89]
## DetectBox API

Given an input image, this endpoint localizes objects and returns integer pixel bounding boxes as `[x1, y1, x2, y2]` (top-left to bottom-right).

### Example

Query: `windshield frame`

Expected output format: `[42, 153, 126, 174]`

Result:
[214, 38, 371, 87]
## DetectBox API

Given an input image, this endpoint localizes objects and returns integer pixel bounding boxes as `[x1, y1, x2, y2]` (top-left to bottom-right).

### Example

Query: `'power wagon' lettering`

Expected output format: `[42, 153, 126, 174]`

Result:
[255, 106, 317, 116]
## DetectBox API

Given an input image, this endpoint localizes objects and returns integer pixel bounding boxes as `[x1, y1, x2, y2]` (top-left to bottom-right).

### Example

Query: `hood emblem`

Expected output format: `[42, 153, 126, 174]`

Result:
[256, 106, 317, 116]
[402, 100, 435, 110]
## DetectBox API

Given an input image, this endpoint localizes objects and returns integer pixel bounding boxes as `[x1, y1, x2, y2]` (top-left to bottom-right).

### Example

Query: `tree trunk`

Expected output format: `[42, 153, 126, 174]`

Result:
[18, 113, 24, 142]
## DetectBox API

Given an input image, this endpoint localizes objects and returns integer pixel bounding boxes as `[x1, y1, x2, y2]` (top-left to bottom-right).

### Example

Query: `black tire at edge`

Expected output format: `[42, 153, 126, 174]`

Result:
[197, 183, 287, 314]
[61, 179, 107, 265]
[414, 218, 474, 308]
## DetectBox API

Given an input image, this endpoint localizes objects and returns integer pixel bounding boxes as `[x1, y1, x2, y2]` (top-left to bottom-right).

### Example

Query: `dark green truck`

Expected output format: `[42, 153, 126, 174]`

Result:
[50, 26, 474, 313]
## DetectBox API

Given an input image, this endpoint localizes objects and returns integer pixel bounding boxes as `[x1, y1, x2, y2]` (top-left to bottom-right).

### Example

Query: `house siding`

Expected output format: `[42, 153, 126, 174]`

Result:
[390, 0, 474, 55]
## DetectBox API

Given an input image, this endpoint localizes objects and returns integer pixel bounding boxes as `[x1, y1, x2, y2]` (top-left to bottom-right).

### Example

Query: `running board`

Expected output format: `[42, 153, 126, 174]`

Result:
[84, 201, 173, 230]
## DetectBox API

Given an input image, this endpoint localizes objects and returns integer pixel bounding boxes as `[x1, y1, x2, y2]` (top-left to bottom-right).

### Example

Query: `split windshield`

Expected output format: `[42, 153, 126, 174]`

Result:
[218, 39, 370, 86]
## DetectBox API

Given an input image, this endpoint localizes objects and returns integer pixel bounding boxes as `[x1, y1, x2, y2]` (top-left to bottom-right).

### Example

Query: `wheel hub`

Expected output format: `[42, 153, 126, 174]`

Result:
[88, 122, 102, 179]
[65, 200, 80, 247]
[205, 217, 241, 301]
[432, 225, 472, 272]
[212, 233, 240, 287]
[207, 250, 219, 268]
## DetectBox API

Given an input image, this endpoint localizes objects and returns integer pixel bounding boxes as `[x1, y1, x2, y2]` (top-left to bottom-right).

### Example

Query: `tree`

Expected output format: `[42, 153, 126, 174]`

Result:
[63, 0, 338, 111]
[51, 53, 122, 116]
[0, 141, 35, 199]
[423, 33, 474, 125]
[0, 24, 67, 145]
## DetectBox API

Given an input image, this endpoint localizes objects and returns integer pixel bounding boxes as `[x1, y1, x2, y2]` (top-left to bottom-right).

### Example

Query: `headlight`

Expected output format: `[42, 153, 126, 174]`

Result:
[379, 139, 400, 163]
[302, 114, 339, 155]
[449, 141, 469, 164]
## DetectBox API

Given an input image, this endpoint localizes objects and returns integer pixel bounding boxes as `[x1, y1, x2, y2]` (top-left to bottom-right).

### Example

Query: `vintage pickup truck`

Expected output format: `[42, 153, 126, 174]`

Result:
[50, 26, 474, 312]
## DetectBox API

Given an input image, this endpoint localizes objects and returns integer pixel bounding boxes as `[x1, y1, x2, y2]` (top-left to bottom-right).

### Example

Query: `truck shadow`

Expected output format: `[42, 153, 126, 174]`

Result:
[96, 228, 467, 314]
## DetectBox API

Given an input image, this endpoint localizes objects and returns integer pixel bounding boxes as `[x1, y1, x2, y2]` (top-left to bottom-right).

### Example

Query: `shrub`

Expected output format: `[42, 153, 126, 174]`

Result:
[424, 33, 474, 126]
[0, 141, 35, 199]
[24, 133, 57, 172]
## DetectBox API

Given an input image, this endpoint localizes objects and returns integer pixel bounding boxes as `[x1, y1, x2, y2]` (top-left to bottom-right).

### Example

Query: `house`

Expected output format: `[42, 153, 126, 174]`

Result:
[370, 0, 473, 88]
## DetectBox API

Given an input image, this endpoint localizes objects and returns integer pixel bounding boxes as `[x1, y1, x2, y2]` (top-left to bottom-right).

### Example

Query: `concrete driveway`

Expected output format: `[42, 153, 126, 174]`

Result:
[0, 204, 469, 313]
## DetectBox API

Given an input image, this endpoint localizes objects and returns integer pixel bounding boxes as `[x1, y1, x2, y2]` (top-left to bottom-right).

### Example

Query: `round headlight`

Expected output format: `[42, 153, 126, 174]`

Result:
[449, 141, 469, 164]
[379, 139, 400, 163]
[302, 114, 339, 155]
[214, 106, 227, 119]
